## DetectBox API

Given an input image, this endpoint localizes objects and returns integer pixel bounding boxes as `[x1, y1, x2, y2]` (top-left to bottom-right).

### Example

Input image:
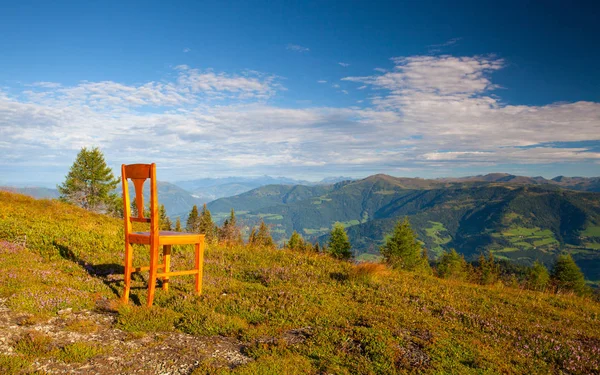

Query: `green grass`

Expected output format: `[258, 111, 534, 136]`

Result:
[356, 253, 383, 262]
[338, 220, 360, 228]
[424, 221, 452, 255]
[57, 342, 104, 363]
[495, 226, 559, 251]
[0, 354, 30, 375]
[584, 242, 600, 250]
[582, 226, 600, 238]
[256, 214, 283, 221]
[496, 247, 519, 253]
[302, 227, 329, 235]
[1, 191, 600, 374]
[311, 197, 332, 205]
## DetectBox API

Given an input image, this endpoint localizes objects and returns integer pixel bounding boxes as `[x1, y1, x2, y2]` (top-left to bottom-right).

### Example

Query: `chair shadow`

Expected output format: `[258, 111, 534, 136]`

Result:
[53, 240, 147, 303]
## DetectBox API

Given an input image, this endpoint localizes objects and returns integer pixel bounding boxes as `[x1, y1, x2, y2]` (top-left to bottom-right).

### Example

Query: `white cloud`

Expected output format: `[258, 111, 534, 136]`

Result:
[357, 85, 367, 90]
[317, 80, 327, 84]
[183, 48, 191, 53]
[374, 68, 387, 73]
[286, 44, 310, 53]
[341, 55, 600, 165]
[428, 37, 462, 49]
[29, 82, 62, 88]
[341, 90, 349, 95]
[338, 62, 350, 67]
[1, 56, 599, 183]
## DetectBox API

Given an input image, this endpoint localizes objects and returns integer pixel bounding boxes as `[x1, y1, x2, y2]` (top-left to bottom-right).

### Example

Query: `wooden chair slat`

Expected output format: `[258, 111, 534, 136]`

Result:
[129, 217, 151, 223]
[123, 164, 152, 179]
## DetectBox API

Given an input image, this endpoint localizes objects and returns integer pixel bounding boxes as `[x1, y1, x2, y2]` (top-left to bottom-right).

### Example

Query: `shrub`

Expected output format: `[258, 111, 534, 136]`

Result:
[349, 262, 390, 284]
[327, 223, 352, 260]
[527, 260, 550, 291]
[551, 254, 590, 296]
[116, 305, 182, 333]
[57, 342, 103, 363]
[380, 218, 429, 273]
[436, 249, 469, 281]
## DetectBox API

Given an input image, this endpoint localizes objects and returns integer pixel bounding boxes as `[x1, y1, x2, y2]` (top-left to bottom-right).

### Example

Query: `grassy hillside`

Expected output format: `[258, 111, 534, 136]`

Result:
[1, 191, 600, 374]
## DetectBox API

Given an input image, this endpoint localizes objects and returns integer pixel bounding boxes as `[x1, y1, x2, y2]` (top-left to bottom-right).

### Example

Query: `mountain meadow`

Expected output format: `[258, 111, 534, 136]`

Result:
[1, 190, 600, 374]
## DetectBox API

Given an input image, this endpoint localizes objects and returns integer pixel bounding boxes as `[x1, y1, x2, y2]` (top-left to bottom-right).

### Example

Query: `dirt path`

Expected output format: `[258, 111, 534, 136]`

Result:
[0, 298, 252, 374]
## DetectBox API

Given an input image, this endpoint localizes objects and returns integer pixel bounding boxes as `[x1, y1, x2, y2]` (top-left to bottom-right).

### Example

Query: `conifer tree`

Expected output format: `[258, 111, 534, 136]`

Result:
[286, 230, 305, 251]
[478, 252, 500, 285]
[186, 205, 199, 233]
[219, 208, 242, 245]
[158, 204, 172, 231]
[228, 208, 237, 227]
[327, 223, 352, 260]
[175, 217, 182, 232]
[108, 196, 123, 218]
[131, 199, 139, 217]
[249, 220, 275, 248]
[198, 204, 215, 242]
[437, 248, 469, 281]
[551, 254, 589, 296]
[58, 147, 119, 213]
[380, 218, 429, 272]
[527, 260, 549, 291]
[248, 227, 256, 245]
[131, 199, 151, 218]
[304, 242, 314, 252]
[314, 242, 320, 253]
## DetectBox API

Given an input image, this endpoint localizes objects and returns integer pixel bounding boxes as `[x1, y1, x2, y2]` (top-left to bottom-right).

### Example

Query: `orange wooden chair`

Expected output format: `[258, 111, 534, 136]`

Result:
[121, 163, 205, 307]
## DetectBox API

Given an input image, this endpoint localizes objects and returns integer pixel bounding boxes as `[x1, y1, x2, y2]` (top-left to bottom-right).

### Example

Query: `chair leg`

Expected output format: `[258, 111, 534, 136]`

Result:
[195, 238, 205, 295]
[122, 243, 133, 303]
[162, 245, 171, 292]
[147, 243, 159, 307]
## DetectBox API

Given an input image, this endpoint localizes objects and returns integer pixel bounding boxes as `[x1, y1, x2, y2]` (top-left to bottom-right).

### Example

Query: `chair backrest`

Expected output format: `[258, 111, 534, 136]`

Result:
[121, 163, 159, 236]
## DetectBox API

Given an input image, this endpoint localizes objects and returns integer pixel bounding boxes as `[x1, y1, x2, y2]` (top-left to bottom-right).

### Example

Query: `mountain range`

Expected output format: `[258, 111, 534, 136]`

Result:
[206, 173, 600, 282]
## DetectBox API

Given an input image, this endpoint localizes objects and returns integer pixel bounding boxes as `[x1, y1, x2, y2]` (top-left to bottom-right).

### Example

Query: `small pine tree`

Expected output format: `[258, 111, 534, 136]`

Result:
[250, 220, 275, 248]
[228, 208, 237, 227]
[314, 242, 321, 253]
[58, 147, 119, 213]
[527, 260, 549, 291]
[248, 228, 256, 245]
[327, 223, 352, 260]
[380, 218, 428, 272]
[131, 199, 139, 217]
[304, 242, 314, 252]
[108, 196, 123, 218]
[437, 248, 468, 281]
[551, 254, 589, 296]
[219, 209, 242, 246]
[186, 205, 199, 233]
[286, 231, 305, 251]
[198, 204, 215, 242]
[175, 217, 182, 232]
[478, 252, 500, 285]
[158, 204, 172, 231]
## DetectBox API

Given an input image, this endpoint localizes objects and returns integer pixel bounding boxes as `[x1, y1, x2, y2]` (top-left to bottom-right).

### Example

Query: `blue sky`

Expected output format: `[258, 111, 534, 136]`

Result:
[1, 0, 599, 186]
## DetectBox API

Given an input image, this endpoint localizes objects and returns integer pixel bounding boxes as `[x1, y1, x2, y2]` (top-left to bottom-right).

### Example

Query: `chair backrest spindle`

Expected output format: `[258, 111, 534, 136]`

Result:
[121, 164, 158, 234]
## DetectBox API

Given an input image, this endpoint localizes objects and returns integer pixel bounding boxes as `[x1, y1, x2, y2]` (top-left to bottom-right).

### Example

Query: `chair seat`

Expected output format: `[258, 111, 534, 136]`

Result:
[129, 231, 204, 246]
